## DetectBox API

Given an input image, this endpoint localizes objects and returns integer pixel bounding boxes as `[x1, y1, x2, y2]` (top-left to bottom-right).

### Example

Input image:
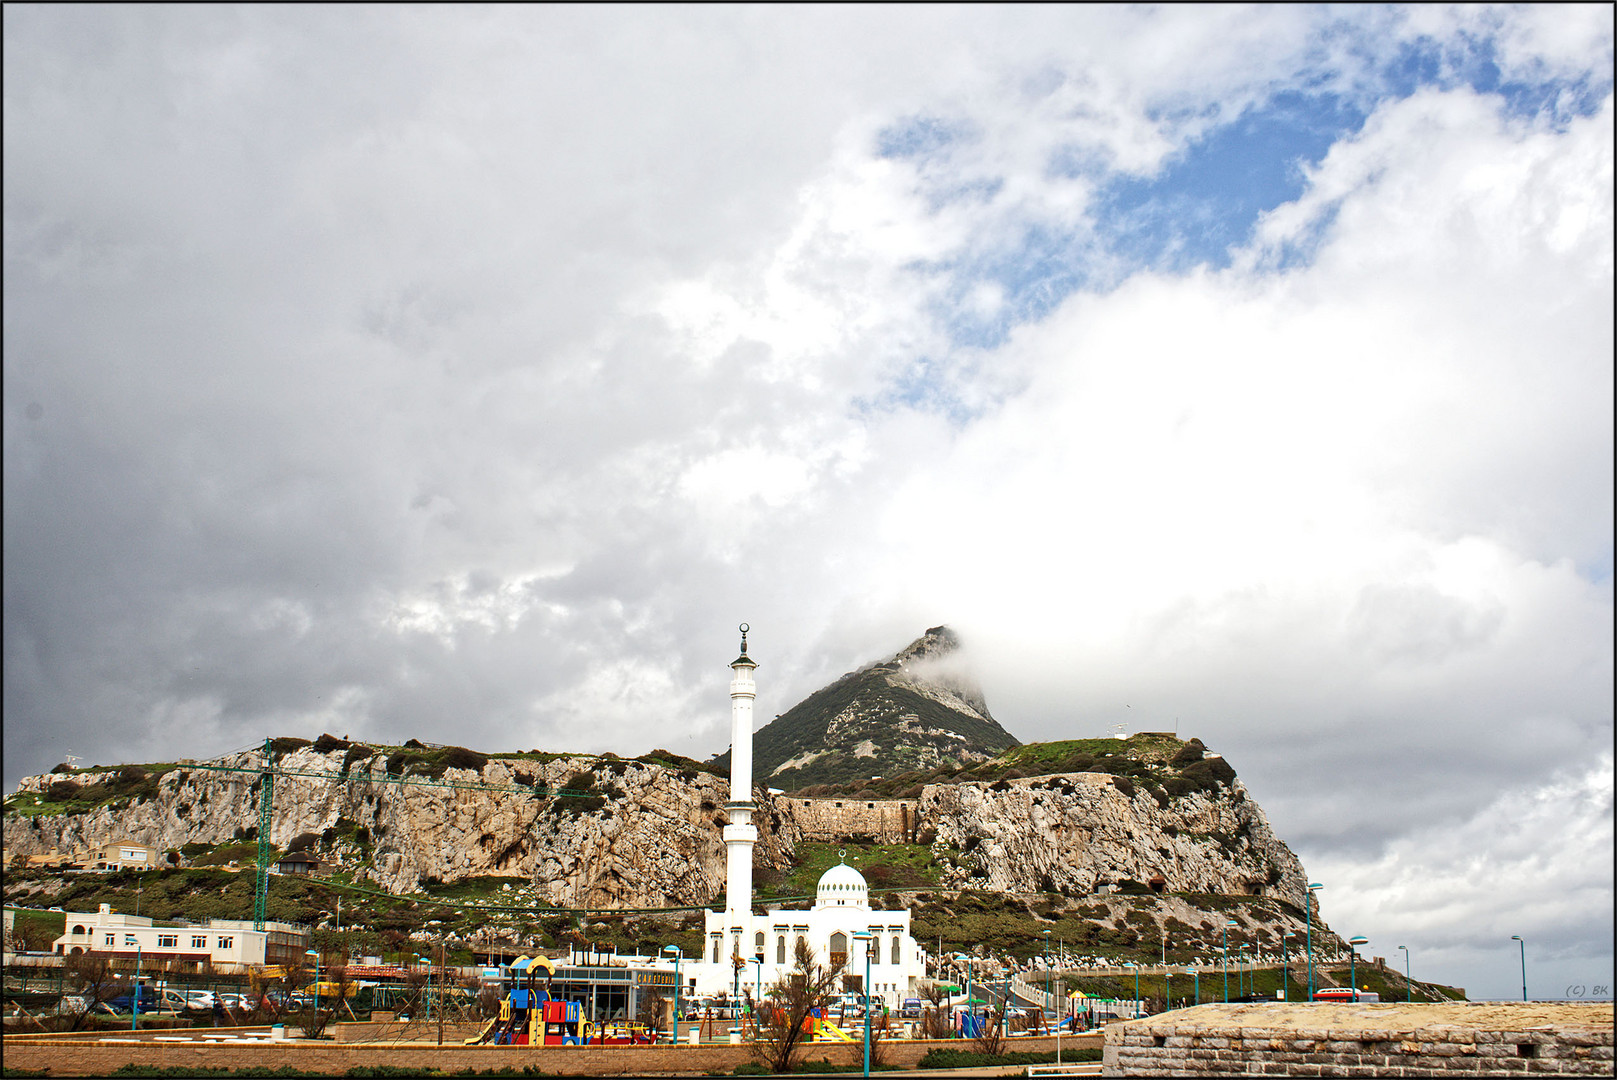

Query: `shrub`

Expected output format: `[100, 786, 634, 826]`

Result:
[1181, 756, 1236, 789]
[1111, 776, 1135, 799]
[311, 733, 351, 754]
[1169, 738, 1207, 767]
[270, 737, 312, 756]
[46, 779, 81, 801]
[441, 746, 489, 773]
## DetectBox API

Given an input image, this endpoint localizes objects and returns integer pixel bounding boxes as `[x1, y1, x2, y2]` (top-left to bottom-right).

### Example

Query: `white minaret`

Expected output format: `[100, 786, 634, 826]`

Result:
[723, 623, 759, 921]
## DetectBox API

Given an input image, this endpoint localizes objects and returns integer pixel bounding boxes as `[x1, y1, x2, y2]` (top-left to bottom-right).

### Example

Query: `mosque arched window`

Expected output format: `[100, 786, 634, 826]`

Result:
[777, 935, 786, 965]
[891, 936, 900, 966]
[712, 937, 720, 964]
[755, 932, 766, 959]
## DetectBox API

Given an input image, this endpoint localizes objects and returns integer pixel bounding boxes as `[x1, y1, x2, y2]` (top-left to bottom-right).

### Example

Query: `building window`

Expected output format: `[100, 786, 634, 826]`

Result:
[712, 938, 720, 964]
[891, 936, 900, 966]
[777, 935, 786, 965]
[755, 932, 765, 959]
[192, 936, 207, 949]
[217, 936, 233, 949]
[157, 935, 177, 948]
[105, 934, 115, 947]
[124, 934, 137, 946]
[72, 924, 87, 936]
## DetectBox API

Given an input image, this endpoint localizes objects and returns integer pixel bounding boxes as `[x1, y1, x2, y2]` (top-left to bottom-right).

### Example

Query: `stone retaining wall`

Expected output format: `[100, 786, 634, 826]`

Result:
[1102, 1002, 1613, 1076]
[1, 1029, 1100, 1076]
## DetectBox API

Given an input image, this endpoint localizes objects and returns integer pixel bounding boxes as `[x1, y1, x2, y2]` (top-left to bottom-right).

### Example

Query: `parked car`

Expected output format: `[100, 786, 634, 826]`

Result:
[104, 989, 159, 1013]
[899, 997, 922, 1018]
[185, 990, 218, 1009]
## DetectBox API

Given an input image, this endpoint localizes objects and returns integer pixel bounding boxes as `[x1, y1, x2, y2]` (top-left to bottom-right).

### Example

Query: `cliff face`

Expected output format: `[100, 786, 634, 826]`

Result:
[918, 772, 1309, 911]
[5, 745, 1305, 911]
[3, 748, 796, 906]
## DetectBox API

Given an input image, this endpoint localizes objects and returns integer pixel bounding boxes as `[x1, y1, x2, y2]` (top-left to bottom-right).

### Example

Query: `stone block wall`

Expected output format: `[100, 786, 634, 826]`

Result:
[1102, 1002, 1613, 1076]
[780, 796, 919, 844]
[0, 1030, 1099, 1076]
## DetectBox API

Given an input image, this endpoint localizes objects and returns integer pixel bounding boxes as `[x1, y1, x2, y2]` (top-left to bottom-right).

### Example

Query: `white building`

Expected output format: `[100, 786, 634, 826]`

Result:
[690, 627, 928, 1008]
[51, 903, 305, 969]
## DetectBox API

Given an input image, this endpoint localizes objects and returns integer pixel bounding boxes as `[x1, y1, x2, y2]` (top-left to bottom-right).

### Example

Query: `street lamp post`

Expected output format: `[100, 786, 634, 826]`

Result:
[1281, 932, 1294, 1002]
[1397, 946, 1410, 1003]
[308, 949, 322, 1030]
[662, 945, 682, 1045]
[1043, 930, 1052, 1030]
[1128, 962, 1140, 1018]
[1510, 937, 1526, 1001]
[1348, 937, 1368, 1001]
[1188, 967, 1199, 1006]
[1305, 883, 1324, 1000]
[1223, 920, 1236, 1002]
[412, 953, 428, 1028]
[854, 933, 873, 1078]
[132, 945, 143, 1032]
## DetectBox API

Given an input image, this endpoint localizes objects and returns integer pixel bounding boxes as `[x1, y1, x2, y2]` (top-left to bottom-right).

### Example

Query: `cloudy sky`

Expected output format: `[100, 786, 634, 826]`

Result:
[5, 6, 1611, 1001]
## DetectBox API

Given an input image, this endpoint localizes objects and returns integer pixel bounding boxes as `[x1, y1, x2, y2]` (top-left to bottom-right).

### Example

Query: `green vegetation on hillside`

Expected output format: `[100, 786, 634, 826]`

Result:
[774, 841, 947, 898]
[788, 734, 1238, 806]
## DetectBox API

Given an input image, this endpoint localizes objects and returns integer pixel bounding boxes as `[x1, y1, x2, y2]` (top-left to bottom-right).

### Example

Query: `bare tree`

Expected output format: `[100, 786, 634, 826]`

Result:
[751, 936, 847, 1075]
[971, 995, 1011, 1057]
[917, 978, 951, 1040]
[64, 952, 121, 1032]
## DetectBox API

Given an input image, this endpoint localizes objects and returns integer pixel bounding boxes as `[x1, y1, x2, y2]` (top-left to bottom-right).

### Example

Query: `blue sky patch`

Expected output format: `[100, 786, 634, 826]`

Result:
[1092, 90, 1366, 273]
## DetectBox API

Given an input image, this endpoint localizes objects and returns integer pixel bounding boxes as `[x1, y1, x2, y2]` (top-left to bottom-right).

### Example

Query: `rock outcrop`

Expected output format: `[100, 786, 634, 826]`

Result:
[4, 747, 794, 905]
[918, 772, 1308, 911]
[6, 742, 1306, 911]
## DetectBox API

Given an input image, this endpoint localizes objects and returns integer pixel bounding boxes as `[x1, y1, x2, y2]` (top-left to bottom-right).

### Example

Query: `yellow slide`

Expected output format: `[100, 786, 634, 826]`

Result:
[814, 1019, 858, 1042]
[463, 1017, 497, 1045]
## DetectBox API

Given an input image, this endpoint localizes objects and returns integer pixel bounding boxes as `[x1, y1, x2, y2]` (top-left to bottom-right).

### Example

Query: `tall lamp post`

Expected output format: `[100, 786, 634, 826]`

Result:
[132, 944, 143, 1032]
[753, 952, 764, 1020]
[853, 933, 873, 1079]
[1188, 967, 1199, 1006]
[662, 945, 682, 1045]
[955, 952, 973, 1037]
[1043, 930, 1052, 1029]
[1127, 962, 1140, 1018]
[1397, 945, 1410, 1003]
[1348, 937, 1368, 1001]
[1510, 937, 1526, 1001]
[413, 953, 429, 1028]
[1223, 920, 1236, 1002]
[308, 949, 323, 1028]
[1305, 883, 1324, 1000]
[1280, 932, 1294, 1002]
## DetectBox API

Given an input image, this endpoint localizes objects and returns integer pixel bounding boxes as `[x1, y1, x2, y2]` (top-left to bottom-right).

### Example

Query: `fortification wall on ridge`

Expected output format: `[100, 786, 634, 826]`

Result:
[780, 796, 919, 844]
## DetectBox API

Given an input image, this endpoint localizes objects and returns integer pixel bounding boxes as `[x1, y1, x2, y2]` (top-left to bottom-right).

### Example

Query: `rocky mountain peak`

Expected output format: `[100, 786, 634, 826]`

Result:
[716, 626, 1019, 791]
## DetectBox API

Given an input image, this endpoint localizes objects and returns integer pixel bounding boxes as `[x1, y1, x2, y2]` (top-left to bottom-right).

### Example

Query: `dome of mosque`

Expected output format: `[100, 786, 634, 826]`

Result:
[816, 861, 868, 907]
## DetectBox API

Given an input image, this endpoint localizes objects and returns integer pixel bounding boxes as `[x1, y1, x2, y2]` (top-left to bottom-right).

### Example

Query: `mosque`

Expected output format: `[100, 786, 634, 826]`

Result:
[686, 627, 929, 1007]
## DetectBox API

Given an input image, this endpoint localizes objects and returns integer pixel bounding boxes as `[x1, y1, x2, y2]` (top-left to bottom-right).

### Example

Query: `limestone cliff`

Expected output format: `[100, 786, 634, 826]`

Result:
[3, 747, 795, 906]
[918, 772, 1309, 912]
[6, 741, 1305, 913]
